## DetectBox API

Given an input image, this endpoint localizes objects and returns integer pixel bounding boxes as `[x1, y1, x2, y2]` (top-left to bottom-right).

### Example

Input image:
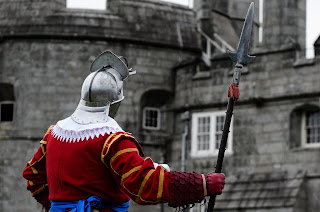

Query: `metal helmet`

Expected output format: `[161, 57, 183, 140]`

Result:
[71, 50, 135, 124]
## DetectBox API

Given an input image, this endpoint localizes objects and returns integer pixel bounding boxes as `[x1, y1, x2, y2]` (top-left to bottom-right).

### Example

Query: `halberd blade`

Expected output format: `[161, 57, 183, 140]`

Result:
[228, 2, 255, 65]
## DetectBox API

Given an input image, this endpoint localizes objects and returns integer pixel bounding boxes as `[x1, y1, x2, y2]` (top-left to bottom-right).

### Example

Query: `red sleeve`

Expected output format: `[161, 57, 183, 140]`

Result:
[22, 126, 53, 197]
[101, 133, 170, 205]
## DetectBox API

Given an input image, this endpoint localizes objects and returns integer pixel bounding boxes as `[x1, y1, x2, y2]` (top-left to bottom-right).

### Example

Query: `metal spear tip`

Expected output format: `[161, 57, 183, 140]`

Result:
[228, 2, 256, 65]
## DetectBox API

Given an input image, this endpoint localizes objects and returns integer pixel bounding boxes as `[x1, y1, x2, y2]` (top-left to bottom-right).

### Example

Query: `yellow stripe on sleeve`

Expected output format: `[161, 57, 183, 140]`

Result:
[27, 153, 46, 168]
[27, 162, 39, 174]
[31, 167, 38, 174]
[44, 125, 54, 136]
[121, 133, 136, 140]
[157, 166, 165, 202]
[110, 148, 139, 164]
[102, 133, 135, 167]
[101, 133, 116, 167]
[135, 169, 155, 203]
[105, 134, 124, 155]
[41, 145, 46, 155]
[30, 185, 45, 197]
[121, 165, 142, 186]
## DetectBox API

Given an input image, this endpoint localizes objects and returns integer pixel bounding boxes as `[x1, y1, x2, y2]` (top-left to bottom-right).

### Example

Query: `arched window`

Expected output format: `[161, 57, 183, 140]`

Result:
[143, 107, 161, 130]
[290, 104, 320, 149]
[0, 83, 15, 122]
[140, 89, 172, 131]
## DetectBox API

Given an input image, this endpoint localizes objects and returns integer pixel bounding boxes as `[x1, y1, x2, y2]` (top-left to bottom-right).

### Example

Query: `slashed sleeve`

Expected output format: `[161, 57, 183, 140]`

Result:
[101, 132, 170, 205]
[22, 126, 53, 197]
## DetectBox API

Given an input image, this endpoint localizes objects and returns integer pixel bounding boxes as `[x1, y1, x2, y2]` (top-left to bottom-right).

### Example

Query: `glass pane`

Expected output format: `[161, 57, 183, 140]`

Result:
[306, 111, 320, 144]
[198, 117, 210, 133]
[197, 135, 201, 150]
[215, 115, 226, 150]
[144, 108, 159, 129]
[216, 139, 220, 149]
[204, 135, 210, 150]
[216, 115, 225, 131]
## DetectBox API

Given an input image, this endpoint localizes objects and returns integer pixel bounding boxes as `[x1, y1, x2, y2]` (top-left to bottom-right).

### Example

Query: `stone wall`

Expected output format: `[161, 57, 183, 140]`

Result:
[263, 0, 306, 52]
[0, 0, 319, 212]
[0, 40, 195, 138]
[0, 0, 198, 211]
[172, 48, 320, 174]
[0, 41, 194, 212]
[0, 140, 42, 212]
[171, 46, 320, 211]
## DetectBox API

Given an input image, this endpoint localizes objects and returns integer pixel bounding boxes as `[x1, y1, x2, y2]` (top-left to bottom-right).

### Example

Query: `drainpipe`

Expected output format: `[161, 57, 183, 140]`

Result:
[181, 111, 190, 172]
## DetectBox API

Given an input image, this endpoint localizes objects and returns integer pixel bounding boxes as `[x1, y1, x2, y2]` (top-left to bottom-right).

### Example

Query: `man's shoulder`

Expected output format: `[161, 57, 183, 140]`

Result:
[102, 132, 144, 157]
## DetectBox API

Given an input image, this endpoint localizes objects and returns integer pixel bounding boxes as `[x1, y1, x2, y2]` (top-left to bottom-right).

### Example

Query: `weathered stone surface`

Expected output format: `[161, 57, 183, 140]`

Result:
[1, 0, 319, 212]
[0, 140, 42, 212]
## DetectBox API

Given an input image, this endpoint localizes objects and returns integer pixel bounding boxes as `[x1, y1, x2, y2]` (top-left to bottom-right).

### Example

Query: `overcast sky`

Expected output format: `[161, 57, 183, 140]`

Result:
[306, 0, 320, 58]
[67, 0, 320, 58]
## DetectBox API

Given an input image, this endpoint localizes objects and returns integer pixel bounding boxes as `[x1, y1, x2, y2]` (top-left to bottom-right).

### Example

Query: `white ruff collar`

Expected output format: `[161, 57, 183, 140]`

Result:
[51, 117, 124, 142]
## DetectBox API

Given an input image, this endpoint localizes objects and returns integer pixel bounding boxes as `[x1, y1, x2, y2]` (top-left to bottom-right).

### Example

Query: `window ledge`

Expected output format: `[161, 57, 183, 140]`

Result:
[293, 58, 314, 68]
[290, 146, 320, 152]
[192, 71, 211, 80]
[142, 127, 161, 131]
[190, 151, 233, 158]
[0, 121, 13, 127]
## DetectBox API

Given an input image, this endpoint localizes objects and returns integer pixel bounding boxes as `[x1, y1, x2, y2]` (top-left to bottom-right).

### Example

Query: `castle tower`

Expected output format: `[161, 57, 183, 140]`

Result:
[262, 0, 306, 53]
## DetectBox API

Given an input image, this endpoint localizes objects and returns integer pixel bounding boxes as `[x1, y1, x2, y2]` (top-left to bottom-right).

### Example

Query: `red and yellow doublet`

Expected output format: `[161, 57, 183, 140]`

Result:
[23, 126, 206, 211]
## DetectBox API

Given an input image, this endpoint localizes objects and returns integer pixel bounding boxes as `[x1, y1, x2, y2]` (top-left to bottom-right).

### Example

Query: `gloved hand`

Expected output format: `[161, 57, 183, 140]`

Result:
[205, 173, 225, 196]
[153, 162, 170, 172]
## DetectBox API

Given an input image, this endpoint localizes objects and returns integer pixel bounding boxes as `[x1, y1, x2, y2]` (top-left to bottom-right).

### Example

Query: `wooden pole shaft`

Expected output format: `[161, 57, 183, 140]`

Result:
[207, 98, 235, 212]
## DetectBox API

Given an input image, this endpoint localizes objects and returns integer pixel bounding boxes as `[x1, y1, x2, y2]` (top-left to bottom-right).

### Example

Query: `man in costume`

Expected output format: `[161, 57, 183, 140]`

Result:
[22, 50, 225, 212]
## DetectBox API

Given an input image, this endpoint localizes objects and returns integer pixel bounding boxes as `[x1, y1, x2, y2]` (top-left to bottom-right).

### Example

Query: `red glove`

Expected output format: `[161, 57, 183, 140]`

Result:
[34, 187, 51, 211]
[205, 173, 225, 196]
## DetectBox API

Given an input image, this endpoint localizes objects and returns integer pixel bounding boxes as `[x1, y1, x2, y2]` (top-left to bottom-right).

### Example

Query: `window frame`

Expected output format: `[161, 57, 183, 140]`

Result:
[258, 0, 264, 43]
[191, 111, 233, 158]
[301, 111, 320, 148]
[142, 107, 161, 130]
